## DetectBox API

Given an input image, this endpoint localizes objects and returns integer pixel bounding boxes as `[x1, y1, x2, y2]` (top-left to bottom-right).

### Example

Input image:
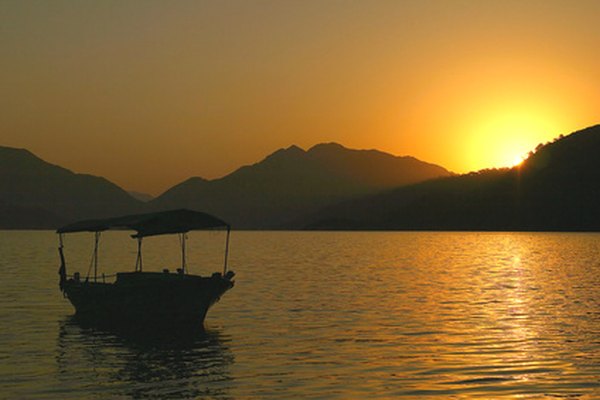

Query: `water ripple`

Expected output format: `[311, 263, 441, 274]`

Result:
[1, 231, 600, 398]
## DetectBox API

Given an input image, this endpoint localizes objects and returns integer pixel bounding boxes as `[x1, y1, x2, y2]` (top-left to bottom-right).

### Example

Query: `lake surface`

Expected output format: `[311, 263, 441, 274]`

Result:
[1, 231, 600, 399]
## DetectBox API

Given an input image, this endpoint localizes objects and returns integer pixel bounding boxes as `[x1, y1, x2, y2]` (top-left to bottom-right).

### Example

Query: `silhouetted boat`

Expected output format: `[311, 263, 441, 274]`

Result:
[56, 209, 235, 328]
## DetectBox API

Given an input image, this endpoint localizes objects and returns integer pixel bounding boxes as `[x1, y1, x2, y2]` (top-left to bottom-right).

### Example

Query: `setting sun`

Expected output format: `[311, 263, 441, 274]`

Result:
[510, 153, 527, 167]
[463, 105, 566, 172]
[398, 52, 590, 176]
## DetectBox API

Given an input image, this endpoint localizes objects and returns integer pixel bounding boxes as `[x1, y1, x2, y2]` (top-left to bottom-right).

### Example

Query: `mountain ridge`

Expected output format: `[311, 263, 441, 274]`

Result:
[149, 142, 451, 228]
[304, 125, 600, 231]
[0, 145, 143, 228]
[0, 142, 451, 229]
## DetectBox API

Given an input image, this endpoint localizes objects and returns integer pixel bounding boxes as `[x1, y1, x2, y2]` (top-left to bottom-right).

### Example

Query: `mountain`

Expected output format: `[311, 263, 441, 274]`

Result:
[149, 143, 451, 228]
[0, 146, 142, 228]
[305, 125, 600, 231]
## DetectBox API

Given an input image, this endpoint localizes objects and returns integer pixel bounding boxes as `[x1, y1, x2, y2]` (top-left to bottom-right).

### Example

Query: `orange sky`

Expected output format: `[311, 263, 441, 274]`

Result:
[2, 1, 599, 195]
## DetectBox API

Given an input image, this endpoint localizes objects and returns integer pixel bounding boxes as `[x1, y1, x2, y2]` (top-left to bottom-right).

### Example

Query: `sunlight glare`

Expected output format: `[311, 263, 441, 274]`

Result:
[465, 109, 560, 172]
[510, 154, 526, 167]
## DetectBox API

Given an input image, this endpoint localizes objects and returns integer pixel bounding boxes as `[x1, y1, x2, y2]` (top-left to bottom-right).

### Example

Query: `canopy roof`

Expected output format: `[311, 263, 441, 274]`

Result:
[57, 209, 229, 237]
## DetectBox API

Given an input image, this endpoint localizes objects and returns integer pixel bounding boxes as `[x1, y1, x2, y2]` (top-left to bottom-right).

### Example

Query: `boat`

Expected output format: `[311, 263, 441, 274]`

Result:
[56, 209, 235, 328]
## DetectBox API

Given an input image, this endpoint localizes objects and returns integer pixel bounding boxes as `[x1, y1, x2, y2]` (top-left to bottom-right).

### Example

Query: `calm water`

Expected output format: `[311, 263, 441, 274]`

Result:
[1, 231, 600, 399]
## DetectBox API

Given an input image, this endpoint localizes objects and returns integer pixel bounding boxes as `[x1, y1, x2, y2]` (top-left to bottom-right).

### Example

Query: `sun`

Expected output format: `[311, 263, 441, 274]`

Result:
[465, 111, 559, 172]
[440, 66, 574, 174]
[509, 153, 527, 167]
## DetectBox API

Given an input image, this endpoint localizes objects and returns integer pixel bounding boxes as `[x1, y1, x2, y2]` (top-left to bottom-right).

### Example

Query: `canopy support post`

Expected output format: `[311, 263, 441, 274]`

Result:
[58, 233, 67, 292]
[180, 233, 187, 274]
[223, 227, 231, 275]
[93, 232, 100, 282]
[135, 237, 143, 272]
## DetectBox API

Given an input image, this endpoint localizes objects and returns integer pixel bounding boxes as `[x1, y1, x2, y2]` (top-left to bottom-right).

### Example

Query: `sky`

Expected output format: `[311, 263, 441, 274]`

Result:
[2, 0, 599, 195]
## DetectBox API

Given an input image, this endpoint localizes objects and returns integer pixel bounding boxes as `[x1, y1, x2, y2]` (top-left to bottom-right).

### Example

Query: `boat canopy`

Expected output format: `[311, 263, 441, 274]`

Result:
[56, 209, 229, 238]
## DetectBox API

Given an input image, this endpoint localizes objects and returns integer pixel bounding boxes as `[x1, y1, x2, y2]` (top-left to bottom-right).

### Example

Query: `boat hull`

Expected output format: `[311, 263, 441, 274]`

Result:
[63, 271, 234, 328]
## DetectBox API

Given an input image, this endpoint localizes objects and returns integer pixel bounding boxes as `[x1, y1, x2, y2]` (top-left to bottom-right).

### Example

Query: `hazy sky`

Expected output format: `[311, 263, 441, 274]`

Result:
[2, 1, 599, 194]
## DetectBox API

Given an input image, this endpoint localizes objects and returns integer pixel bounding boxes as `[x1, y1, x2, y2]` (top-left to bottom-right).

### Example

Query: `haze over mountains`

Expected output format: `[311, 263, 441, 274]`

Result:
[0, 143, 449, 229]
[148, 143, 450, 228]
[0, 146, 141, 228]
[307, 125, 600, 231]
[3, 125, 600, 231]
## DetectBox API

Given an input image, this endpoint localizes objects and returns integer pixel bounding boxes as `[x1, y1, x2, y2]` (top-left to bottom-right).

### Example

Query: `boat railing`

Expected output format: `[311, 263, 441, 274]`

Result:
[67, 272, 118, 284]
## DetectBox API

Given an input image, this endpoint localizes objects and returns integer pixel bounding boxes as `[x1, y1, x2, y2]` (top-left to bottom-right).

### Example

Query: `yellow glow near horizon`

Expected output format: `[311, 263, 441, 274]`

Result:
[400, 52, 590, 176]
[462, 103, 566, 172]
[478, 121, 544, 169]
[510, 154, 526, 168]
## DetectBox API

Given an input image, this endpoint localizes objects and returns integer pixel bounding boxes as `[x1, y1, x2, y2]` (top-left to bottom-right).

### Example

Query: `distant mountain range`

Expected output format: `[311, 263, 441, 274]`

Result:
[305, 125, 600, 231]
[0, 143, 449, 229]
[0, 146, 142, 228]
[4, 125, 600, 231]
[148, 143, 450, 228]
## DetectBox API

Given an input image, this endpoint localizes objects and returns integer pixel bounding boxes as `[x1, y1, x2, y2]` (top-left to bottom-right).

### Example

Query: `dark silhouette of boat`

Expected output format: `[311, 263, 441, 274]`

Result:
[56, 209, 235, 328]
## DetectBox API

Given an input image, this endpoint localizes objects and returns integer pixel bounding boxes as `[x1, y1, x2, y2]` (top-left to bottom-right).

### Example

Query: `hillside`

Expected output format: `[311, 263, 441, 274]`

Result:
[149, 143, 450, 228]
[305, 125, 600, 231]
[0, 146, 142, 228]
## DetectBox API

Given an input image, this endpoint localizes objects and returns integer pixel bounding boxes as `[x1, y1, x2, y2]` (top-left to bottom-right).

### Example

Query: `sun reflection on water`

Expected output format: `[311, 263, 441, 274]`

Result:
[343, 232, 600, 397]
